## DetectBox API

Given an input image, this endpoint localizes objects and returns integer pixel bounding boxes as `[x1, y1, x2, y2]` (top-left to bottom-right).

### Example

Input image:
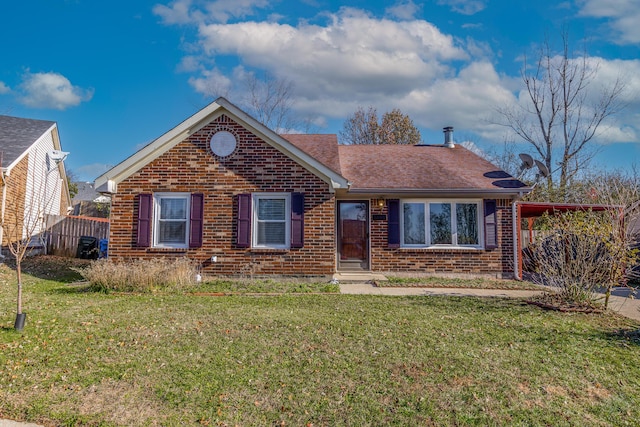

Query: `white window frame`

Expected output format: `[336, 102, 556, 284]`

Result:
[153, 192, 190, 249]
[400, 199, 483, 249]
[252, 193, 291, 249]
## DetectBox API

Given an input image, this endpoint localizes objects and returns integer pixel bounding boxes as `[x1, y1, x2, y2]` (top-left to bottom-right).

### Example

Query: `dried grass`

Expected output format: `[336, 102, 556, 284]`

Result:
[75, 258, 198, 293]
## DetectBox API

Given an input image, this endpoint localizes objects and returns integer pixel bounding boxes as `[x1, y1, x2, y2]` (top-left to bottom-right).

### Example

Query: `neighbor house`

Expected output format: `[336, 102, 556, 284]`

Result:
[0, 115, 72, 249]
[95, 98, 530, 279]
[72, 181, 110, 218]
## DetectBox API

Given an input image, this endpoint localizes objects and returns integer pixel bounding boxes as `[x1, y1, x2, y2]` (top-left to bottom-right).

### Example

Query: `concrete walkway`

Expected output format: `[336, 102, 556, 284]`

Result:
[0, 421, 42, 427]
[339, 282, 640, 322]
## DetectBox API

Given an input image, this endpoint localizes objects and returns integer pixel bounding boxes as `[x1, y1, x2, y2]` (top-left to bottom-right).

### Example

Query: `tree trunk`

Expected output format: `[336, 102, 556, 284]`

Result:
[16, 258, 22, 315]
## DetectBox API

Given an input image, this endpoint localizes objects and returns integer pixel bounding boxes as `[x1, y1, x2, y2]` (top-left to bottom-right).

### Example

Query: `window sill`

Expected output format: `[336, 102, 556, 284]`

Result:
[396, 246, 484, 252]
[148, 247, 188, 253]
[249, 248, 290, 254]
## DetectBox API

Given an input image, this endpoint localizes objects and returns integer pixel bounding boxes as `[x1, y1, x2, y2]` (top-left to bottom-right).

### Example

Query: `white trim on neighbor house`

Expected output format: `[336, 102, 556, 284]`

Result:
[94, 98, 350, 194]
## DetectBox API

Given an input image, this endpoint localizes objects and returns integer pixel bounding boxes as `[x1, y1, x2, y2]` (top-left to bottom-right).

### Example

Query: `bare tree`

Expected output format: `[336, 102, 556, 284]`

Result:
[339, 106, 422, 145]
[201, 71, 312, 133]
[243, 73, 296, 133]
[339, 106, 380, 145]
[1, 153, 65, 330]
[495, 31, 626, 201]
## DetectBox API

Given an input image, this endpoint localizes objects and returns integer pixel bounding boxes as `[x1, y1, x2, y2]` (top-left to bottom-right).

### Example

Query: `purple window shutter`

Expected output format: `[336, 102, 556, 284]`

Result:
[290, 192, 304, 248]
[387, 199, 400, 248]
[136, 193, 152, 247]
[484, 199, 498, 249]
[237, 193, 252, 248]
[189, 193, 204, 248]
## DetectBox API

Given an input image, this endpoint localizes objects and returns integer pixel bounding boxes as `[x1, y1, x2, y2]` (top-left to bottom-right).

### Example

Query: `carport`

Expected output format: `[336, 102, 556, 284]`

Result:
[513, 201, 621, 279]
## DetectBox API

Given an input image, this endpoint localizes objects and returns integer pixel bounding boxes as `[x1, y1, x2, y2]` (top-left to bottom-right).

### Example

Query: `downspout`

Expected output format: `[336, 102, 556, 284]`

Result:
[512, 201, 520, 280]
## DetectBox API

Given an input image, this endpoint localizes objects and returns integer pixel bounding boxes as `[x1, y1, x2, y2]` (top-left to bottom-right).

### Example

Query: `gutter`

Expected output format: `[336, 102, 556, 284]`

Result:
[345, 188, 533, 197]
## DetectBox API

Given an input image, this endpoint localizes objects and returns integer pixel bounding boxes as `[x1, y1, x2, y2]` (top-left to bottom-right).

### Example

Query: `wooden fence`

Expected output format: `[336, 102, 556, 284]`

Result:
[44, 214, 110, 257]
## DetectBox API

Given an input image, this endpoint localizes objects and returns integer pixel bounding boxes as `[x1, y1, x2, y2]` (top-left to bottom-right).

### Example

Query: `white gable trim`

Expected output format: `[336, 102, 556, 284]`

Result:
[94, 98, 350, 193]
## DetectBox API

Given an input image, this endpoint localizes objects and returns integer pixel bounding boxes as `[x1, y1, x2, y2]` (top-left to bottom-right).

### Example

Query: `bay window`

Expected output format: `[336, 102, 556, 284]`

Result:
[401, 200, 482, 248]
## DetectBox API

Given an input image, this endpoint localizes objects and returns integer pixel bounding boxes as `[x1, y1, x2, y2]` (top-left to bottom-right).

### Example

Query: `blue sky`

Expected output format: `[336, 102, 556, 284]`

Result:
[1, 0, 639, 182]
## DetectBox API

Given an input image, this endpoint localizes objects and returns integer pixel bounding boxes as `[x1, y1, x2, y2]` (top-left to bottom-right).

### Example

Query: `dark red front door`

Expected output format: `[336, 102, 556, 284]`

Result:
[338, 201, 369, 270]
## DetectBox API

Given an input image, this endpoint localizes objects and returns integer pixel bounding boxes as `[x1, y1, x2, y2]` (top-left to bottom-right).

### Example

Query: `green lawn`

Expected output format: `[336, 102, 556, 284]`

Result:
[0, 260, 639, 426]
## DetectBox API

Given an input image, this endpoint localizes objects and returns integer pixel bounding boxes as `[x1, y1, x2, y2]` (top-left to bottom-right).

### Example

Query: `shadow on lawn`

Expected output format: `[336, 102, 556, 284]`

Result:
[609, 328, 640, 346]
[2, 255, 91, 283]
[48, 283, 95, 294]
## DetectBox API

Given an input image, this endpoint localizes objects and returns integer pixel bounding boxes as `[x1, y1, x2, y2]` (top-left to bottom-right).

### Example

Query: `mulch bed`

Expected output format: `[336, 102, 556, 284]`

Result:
[526, 299, 605, 314]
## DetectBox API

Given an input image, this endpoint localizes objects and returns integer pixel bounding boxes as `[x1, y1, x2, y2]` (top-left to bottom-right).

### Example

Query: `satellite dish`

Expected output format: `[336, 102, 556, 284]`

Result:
[518, 153, 534, 169]
[46, 150, 69, 171]
[534, 160, 550, 178]
[47, 150, 69, 162]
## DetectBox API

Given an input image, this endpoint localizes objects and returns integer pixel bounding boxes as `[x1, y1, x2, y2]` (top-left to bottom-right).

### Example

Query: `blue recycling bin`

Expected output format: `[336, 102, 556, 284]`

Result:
[99, 239, 108, 259]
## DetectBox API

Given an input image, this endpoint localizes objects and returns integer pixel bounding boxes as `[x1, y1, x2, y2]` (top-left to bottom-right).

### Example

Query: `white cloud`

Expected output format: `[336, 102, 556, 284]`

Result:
[188, 67, 232, 97]
[385, 1, 421, 20]
[159, 3, 638, 146]
[153, 0, 194, 24]
[195, 8, 467, 106]
[19, 72, 93, 110]
[578, 0, 640, 44]
[486, 55, 640, 145]
[437, 0, 487, 15]
[154, 0, 270, 24]
[400, 61, 516, 131]
[0, 81, 10, 94]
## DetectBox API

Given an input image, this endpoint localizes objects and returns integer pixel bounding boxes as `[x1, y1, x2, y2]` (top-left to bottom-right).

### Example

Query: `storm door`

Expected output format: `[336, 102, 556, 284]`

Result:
[337, 201, 369, 271]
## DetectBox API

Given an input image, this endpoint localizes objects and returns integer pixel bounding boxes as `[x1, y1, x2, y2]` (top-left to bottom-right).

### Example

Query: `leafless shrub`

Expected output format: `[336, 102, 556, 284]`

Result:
[76, 258, 198, 293]
[528, 210, 637, 308]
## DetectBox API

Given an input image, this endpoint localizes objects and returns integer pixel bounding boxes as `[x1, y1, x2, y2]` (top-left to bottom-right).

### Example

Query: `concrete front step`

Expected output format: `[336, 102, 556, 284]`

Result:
[332, 272, 388, 284]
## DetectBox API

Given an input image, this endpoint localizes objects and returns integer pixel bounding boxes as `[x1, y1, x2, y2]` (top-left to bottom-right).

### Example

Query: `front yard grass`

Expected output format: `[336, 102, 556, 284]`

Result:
[382, 275, 544, 290]
[0, 260, 639, 426]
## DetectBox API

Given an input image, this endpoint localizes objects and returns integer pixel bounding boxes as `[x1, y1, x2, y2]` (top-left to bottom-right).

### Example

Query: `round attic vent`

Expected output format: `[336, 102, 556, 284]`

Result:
[209, 130, 237, 158]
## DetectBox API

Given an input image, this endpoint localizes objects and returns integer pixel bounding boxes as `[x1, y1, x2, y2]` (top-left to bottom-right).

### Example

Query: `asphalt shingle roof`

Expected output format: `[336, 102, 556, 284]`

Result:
[0, 115, 55, 167]
[285, 134, 526, 192]
[280, 134, 343, 175]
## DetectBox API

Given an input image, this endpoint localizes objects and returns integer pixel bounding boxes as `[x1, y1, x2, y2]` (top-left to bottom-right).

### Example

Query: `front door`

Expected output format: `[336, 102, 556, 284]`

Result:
[337, 201, 369, 271]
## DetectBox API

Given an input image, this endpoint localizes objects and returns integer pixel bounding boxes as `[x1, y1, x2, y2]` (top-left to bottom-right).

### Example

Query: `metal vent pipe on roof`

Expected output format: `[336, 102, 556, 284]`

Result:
[443, 126, 455, 148]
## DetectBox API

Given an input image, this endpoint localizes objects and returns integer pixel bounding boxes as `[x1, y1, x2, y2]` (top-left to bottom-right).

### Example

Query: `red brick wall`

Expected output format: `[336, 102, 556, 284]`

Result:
[369, 198, 515, 278]
[109, 113, 516, 278]
[109, 114, 336, 276]
[2, 155, 28, 246]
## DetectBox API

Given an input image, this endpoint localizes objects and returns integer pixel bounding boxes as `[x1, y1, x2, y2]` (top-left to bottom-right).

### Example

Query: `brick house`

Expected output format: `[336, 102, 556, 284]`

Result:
[95, 98, 530, 279]
[0, 115, 72, 248]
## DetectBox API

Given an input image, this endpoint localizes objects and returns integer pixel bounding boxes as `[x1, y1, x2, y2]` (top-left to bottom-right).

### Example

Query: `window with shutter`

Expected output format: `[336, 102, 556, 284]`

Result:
[136, 194, 152, 247]
[189, 193, 204, 248]
[253, 193, 290, 249]
[484, 199, 498, 249]
[237, 193, 252, 248]
[152, 193, 190, 248]
[290, 193, 304, 248]
[387, 199, 400, 248]
[398, 199, 483, 248]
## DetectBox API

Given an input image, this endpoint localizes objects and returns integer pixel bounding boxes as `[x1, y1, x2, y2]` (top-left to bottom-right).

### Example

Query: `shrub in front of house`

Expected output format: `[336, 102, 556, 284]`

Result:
[527, 210, 638, 308]
[76, 258, 198, 293]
